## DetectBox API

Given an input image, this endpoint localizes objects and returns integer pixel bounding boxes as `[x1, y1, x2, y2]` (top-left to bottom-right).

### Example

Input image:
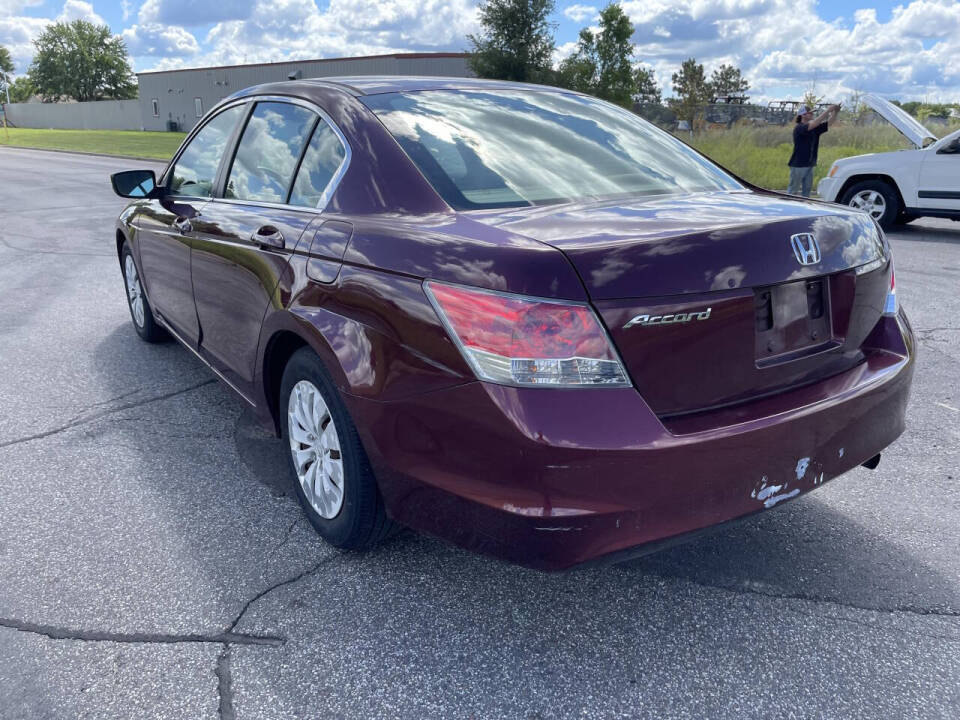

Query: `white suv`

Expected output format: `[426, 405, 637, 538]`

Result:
[817, 94, 960, 229]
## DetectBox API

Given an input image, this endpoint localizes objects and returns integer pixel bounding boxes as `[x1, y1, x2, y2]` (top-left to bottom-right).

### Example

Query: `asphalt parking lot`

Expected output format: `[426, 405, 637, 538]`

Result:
[0, 146, 958, 719]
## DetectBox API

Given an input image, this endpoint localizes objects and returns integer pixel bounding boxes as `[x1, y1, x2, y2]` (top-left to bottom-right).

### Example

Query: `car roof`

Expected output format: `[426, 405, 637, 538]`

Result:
[231, 75, 575, 99]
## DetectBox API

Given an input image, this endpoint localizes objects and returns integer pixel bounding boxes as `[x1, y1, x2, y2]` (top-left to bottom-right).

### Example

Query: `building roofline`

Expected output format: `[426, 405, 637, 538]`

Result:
[136, 52, 470, 77]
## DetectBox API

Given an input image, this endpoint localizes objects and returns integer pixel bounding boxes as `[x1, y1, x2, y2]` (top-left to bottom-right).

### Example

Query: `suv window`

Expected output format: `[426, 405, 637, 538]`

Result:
[169, 105, 245, 197]
[225, 102, 316, 204]
[289, 121, 347, 208]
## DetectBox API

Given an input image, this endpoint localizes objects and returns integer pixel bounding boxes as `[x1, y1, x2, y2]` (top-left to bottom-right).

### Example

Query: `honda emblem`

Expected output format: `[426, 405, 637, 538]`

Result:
[790, 233, 821, 266]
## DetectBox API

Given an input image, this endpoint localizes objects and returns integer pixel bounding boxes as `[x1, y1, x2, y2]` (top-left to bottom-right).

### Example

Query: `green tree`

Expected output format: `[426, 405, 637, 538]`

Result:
[670, 58, 712, 126]
[467, 0, 556, 83]
[633, 65, 661, 105]
[802, 89, 824, 109]
[558, 3, 636, 107]
[0, 45, 13, 75]
[894, 100, 922, 116]
[28, 20, 137, 102]
[556, 49, 595, 94]
[8, 76, 36, 103]
[709, 63, 749, 101]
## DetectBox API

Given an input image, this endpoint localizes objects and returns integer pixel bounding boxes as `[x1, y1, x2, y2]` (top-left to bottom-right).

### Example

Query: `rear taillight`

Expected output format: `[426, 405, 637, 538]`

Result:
[425, 282, 630, 387]
[884, 264, 897, 315]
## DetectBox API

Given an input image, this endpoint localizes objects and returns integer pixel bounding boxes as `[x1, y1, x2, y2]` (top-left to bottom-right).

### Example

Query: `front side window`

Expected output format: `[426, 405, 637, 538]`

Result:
[168, 104, 245, 197]
[225, 102, 316, 204]
[362, 90, 742, 210]
[289, 121, 346, 207]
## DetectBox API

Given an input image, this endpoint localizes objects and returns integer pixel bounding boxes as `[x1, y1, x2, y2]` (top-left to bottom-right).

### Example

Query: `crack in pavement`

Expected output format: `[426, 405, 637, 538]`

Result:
[645, 570, 960, 619]
[0, 618, 283, 646]
[915, 327, 960, 335]
[215, 554, 340, 720]
[0, 234, 113, 257]
[270, 517, 303, 555]
[0, 378, 217, 450]
[781, 604, 960, 644]
[1, 548, 339, 720]
[917, 339, 960, 363]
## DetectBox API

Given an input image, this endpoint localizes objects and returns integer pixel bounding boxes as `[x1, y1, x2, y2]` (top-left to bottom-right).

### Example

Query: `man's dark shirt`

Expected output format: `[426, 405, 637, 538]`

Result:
[788, 122, 828, 167]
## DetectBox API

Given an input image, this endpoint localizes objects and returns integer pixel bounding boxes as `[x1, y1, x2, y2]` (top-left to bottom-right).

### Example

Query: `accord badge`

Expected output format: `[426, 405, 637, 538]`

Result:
[624, 307, 712, 329]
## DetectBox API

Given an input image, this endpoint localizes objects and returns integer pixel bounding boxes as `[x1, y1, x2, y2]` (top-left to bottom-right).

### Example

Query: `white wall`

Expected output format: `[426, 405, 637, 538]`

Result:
[5, 100, 142, 130]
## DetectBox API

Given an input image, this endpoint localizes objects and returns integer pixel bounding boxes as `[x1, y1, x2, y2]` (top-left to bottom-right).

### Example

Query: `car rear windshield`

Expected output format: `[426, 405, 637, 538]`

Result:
[361, 89, 741, 210]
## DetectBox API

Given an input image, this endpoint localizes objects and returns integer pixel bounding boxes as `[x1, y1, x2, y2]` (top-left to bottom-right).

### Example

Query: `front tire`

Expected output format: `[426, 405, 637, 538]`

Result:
[280, 347, 395, 549]
[840, 180, 900, 229]
[120, 243, 167, 342]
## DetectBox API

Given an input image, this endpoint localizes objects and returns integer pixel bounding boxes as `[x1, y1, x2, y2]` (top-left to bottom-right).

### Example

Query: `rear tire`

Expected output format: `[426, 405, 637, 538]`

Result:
[120, 242, 167, 343]
[840, 180, 900, 230]
[280, 347, 395, 550]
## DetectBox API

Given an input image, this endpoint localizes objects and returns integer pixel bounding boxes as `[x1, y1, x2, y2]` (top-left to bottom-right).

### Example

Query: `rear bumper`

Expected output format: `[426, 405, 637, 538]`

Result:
[346, 312, 915, 570]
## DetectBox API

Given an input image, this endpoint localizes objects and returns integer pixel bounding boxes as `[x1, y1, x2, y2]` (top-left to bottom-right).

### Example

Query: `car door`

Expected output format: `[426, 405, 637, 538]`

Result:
[136, 104, 246, 342]
[917, 133, 960, 211]
[190, 99, 349, 399]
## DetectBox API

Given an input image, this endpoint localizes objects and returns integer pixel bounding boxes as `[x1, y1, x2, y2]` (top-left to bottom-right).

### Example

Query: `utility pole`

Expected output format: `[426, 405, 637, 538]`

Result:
[0, 70, 9, 140]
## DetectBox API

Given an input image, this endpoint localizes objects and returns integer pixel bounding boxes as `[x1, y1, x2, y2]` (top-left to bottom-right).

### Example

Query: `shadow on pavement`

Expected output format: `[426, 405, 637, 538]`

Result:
[890, 221, 960, 244]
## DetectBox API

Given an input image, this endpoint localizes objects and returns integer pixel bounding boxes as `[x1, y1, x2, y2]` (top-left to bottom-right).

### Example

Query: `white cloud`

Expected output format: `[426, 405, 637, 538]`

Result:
[0, 0, 42, 14]
[0, 0, 48, 74]
[2, 0, 958, 102]
[619, 0, 960, 103]
[563, 4, 596, 23]
[184, 0, 478, 68]
[553, 40, 578, 66]
[122, 22, 199, 57]
[56, 0, 105, 25]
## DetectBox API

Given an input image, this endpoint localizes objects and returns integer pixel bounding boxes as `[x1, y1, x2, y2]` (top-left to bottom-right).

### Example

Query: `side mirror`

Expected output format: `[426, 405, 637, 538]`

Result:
[111, 169, 162, 198]
[938, 138, 960, 155]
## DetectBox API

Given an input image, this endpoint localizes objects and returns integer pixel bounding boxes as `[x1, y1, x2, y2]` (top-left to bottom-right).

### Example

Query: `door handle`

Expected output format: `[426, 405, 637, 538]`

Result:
[172, 216, 192, 234]
[252, 225, 284, 250]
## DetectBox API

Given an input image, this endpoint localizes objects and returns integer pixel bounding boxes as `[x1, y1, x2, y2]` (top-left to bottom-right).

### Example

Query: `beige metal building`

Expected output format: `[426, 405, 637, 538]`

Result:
[136, 52, 472, 132]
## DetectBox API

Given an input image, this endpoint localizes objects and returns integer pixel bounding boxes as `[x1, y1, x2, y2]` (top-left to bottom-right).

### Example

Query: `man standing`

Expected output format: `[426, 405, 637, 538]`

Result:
[787, 103, 840, 197]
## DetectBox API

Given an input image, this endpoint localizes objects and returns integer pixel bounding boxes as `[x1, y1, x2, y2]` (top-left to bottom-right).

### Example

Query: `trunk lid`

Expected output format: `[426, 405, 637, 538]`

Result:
[471, 191, 891, 416]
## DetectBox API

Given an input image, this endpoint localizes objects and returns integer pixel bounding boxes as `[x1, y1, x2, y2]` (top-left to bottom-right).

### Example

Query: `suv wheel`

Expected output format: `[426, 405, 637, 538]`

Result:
[840, 180, 900, 229]
[121, 243, 167, 342]
[280, 347, 395, 549]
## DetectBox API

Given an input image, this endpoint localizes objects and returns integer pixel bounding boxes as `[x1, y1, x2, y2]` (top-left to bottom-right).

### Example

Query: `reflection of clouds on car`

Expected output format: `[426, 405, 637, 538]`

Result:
[367, 90, 741, 210]
[290, 124, 346, 207]
[225, 103, 314, 203]
[171, 106, 245, 196]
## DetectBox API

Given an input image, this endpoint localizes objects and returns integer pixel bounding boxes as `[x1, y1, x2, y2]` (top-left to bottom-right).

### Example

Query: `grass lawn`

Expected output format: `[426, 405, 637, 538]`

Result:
[0, 127, 187, 161]
[681, 123, 958, 191]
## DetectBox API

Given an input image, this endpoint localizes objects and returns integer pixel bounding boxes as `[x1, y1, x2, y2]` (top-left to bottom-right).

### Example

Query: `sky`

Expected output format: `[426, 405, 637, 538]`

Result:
[1, 0, 958, 103]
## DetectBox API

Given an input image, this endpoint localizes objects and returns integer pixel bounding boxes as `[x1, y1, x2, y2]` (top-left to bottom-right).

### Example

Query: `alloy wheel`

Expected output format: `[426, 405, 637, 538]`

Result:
[287, 380, 344, 519]
[849, 190, 886, 220]
[124, 255, 146, 328]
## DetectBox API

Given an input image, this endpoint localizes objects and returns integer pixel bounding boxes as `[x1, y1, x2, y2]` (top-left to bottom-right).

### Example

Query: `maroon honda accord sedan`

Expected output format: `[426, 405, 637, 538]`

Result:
[110, 77, 914, 570]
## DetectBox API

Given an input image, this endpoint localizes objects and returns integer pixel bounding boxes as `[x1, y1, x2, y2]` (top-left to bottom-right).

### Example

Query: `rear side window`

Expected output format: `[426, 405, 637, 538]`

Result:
[169, 105, 244, 197]
[225, 102, 316, 204]
[289, 121, 346, 208]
